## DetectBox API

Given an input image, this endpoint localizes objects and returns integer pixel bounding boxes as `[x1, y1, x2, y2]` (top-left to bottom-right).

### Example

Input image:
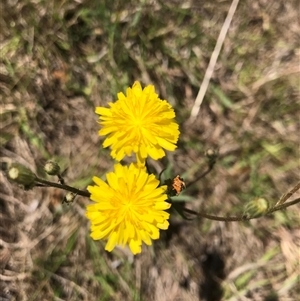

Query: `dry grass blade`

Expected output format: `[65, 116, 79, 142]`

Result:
[190, 0, 240, 121]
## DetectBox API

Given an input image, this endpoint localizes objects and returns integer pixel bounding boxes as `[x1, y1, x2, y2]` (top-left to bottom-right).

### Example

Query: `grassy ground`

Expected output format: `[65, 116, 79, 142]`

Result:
[1, 0, 299, 300]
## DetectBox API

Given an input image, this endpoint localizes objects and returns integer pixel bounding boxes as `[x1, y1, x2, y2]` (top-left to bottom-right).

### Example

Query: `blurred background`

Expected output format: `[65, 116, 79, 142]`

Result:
[0, 0, 299, 300]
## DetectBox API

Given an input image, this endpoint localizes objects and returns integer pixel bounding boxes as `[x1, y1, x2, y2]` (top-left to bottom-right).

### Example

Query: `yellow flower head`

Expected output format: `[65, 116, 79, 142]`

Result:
[86, 163, 171, 255]
[96, 81, 180, 164]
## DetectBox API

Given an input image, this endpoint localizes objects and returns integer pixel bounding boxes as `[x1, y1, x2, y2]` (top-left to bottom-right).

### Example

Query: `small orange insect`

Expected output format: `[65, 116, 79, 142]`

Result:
[171, 175, 186, 196]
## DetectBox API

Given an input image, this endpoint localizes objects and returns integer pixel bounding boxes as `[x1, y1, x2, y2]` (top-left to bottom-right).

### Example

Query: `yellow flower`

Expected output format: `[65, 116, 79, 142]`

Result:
[96, 81, 180, 164]
[86, 163, 171, 255]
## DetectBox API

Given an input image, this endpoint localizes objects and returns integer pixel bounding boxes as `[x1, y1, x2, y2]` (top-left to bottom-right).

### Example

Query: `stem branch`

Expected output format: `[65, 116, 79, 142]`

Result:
[276, 181, 300, 205]
[35, 177, 90, 198]
[183, 197, 300, 222]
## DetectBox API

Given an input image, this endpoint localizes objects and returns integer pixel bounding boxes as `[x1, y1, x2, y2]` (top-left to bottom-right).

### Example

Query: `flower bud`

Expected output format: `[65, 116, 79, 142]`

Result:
[243, 197, 269, 218]
[62, 192, 77, 205]
[205, 149, 218, 165]
[7, 163, 37, 190]
[44, 161, 61, 176]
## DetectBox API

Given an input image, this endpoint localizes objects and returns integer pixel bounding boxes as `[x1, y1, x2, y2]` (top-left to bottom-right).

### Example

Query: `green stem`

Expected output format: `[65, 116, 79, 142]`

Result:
[184, 197, 300, 222]
[186, 163, 214, 189]
[35, 177, 90, 198]
[268, 197, 300, 213]
[276, 181, 300, 205]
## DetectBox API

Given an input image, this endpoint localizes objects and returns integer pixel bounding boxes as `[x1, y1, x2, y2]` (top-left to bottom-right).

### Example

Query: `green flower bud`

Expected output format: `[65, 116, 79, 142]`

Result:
[205, 149, 218, 165]
[62, 192, 77, 205]
[243, 197, 269, 218]
[7, 163, 37, 190]
[44, 161, 61, 176]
